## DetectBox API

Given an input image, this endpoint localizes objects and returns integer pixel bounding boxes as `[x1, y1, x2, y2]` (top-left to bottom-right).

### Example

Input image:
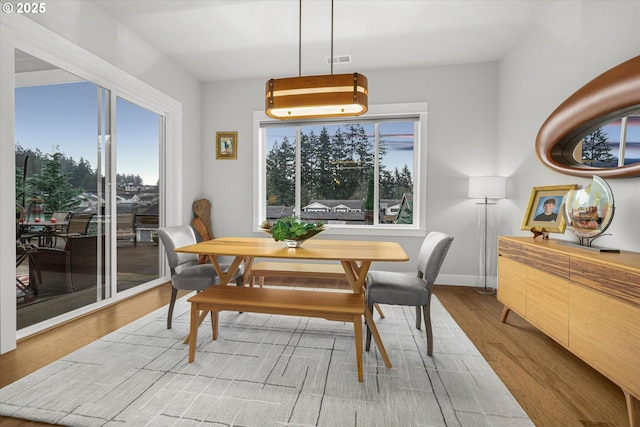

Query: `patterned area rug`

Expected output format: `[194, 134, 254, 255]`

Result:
[0, 291, 533, 426]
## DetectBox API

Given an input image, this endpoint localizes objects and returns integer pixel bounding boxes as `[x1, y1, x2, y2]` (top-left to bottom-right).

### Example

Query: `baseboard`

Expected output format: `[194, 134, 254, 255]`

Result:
[437, 273, 498, 287]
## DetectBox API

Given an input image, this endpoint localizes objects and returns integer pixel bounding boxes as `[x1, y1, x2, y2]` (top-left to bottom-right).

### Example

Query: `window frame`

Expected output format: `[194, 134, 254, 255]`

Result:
[253, 102, 428, 237]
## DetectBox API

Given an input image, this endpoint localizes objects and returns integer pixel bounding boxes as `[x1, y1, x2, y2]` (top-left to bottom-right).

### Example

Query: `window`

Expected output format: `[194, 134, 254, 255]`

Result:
[255, 103, 426, 232]
[578, 113, 640, 167]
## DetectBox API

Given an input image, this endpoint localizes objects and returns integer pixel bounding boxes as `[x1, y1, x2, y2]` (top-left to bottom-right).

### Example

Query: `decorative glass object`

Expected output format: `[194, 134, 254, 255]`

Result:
[563, 175, 615, 248]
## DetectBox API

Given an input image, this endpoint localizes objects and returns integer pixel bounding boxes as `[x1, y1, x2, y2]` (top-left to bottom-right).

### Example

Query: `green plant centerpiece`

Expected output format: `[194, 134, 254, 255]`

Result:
[261, 217, 325, 247]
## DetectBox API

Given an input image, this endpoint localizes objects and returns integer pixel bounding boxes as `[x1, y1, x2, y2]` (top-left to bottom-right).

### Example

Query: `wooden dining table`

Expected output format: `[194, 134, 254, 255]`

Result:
[174, 236, 410, 369]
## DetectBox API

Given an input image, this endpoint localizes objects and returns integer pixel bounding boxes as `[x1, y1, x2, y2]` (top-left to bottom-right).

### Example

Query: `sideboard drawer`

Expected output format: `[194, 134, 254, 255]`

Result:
[498, 238, 526, 264]
[571, 258, 640, 306]
[527, 245, 570, 280]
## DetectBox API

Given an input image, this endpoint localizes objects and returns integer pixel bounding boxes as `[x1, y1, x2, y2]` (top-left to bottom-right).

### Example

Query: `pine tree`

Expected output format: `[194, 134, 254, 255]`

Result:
[266, 137, 295, 207]
[582, 128, 616, 167]
[26, 151, 83, 212]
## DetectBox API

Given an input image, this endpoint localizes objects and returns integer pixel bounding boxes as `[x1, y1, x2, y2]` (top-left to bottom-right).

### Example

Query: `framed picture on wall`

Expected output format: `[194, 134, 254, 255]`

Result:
[216, 131, 238, 160]
[521, 184, 577, 233]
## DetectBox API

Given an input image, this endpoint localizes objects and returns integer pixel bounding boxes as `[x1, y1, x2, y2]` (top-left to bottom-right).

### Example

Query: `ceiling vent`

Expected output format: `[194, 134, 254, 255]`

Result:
[325, 55, 352, 65]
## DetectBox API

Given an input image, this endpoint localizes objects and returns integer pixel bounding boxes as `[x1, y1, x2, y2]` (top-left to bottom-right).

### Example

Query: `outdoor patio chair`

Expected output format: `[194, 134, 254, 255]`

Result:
[55, 213, 93, 240]
[30, 234, 105, 296]
[116, 213, 137, 246]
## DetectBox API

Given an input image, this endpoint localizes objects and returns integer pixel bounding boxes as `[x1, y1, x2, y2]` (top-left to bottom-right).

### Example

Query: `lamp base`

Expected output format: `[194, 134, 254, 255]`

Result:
[473, 286, 496, 295]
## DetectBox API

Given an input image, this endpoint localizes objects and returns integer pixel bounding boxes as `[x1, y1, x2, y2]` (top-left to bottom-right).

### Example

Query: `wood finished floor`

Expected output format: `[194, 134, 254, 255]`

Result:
[0, 280, 629, 427]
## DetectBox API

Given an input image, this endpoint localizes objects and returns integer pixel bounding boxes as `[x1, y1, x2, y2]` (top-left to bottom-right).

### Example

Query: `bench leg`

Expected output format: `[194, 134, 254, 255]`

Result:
[374, 303, 385, 318]
[183, 309, 210, 344]
[188, 303, 198, 363]
[211, 311, 219, 340]
[353, 314, 363, 382]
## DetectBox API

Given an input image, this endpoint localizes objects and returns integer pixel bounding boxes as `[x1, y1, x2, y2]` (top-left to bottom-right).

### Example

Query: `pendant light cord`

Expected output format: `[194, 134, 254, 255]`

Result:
[299, 0, 334, 76]
[298, 0, 302, 77]
[330, 0, 334, 75]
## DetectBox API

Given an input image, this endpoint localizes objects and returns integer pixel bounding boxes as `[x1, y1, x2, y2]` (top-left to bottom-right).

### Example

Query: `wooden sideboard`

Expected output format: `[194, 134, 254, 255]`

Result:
[497, 236, 640, 427]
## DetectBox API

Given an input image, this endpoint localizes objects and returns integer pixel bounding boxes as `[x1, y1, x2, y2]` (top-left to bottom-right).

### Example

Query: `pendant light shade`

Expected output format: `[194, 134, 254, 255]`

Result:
[265, 73, 368, 120]
[265, 0, 368, 120]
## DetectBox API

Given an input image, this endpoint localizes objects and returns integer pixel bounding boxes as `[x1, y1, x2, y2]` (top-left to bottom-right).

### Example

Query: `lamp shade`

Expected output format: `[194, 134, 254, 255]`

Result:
[468, 176, 506, 199]
[265, 73, 368, 120]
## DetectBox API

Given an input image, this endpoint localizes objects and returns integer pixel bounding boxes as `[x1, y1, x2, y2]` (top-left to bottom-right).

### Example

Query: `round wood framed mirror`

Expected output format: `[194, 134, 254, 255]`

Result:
[535, 55, 640, 178]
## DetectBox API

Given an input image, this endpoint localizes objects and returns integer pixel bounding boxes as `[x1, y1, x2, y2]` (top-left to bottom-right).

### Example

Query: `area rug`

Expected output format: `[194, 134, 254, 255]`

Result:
[0, 291, 533, 427]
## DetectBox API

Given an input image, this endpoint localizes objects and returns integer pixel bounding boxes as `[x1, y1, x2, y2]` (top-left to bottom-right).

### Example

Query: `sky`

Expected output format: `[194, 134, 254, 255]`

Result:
[15, 81, 160, 186]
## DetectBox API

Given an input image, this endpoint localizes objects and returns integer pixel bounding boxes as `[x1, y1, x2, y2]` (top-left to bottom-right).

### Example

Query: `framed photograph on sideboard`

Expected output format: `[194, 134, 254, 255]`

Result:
[521, 184, 577, 233]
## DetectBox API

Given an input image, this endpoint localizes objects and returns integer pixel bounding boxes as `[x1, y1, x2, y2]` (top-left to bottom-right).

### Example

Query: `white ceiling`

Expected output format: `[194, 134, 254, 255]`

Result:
[92, 0, 550, 83]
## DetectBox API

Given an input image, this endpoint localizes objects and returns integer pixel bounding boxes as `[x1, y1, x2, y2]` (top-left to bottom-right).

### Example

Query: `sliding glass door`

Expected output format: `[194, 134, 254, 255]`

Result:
[14, 49, 163, 330]
[115, 96, 162, 293]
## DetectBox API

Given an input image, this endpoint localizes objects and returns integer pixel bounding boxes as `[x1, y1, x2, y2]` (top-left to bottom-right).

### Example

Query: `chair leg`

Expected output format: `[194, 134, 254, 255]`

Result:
[423, 304, 433, 356]
[365, 303, 373, 351]
[167, 287, 178, 329]
[415, 306, 422, 329]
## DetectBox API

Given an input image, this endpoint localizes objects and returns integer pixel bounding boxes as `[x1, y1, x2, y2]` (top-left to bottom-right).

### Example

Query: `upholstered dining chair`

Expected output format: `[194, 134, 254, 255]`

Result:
[365, 231, 454, 356]
[158, 225, 244, 329]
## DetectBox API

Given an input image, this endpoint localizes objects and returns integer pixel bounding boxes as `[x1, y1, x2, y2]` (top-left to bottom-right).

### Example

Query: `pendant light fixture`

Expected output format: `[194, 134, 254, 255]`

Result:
[265, 0, 368, 120]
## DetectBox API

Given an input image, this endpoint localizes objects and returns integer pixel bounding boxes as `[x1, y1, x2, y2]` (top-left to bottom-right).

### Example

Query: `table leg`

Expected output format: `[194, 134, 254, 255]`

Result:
[364, 304, 392, 368]
[185, 256, 248, 344]
[353, 314, 363, 382]
[625, 389, 639, 427]
[341, 260, 385, 317]
[341, 259, 391, 368]
[188, 302, 198, 363]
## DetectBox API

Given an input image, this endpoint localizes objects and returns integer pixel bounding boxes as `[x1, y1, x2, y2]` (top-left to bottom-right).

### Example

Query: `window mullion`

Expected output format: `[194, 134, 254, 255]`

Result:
[295, 126, 302, 217]
[374, 123, 380, 226]
[619, 116, 627, 168]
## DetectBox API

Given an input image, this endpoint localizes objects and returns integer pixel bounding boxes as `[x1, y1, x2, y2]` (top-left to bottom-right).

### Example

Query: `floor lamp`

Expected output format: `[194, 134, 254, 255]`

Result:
[468, 176, 506, 295]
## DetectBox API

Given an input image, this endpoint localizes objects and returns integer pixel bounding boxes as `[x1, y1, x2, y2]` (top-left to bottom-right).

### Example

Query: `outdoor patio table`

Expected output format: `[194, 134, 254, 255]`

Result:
[20, 220, 69, 247]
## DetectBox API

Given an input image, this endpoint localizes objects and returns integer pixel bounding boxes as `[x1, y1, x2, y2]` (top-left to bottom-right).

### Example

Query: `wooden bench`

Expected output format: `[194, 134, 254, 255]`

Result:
[248, 261, 385, 318]
[187, 285, 370, 381]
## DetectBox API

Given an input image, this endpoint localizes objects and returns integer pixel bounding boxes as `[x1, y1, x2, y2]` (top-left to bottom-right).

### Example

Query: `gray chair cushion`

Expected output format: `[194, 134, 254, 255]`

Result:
[172, 263, 218, 291]
[366, 270, 430, 307]
[158, 225, 245, 290]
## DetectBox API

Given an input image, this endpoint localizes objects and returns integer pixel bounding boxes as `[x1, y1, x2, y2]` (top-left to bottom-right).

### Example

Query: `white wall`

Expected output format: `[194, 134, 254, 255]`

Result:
[498, 0, 640, 252]
[201, 62, 500, 284]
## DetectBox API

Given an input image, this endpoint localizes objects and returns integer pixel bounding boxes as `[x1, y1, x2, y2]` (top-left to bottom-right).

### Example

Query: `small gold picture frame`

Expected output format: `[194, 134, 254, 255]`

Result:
[521, 184, 577, 233]
[216, 131, 238, 160]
